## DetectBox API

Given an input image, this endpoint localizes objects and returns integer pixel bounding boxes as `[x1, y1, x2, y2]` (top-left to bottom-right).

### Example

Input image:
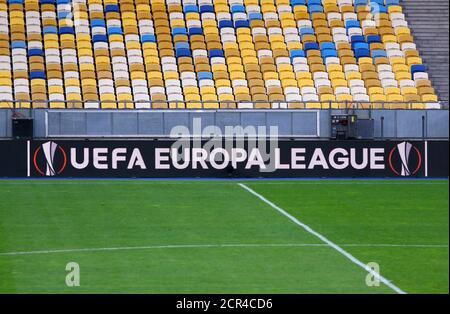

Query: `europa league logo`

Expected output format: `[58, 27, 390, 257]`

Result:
[33, 141, 67, 176]
[388, 142, 422, 177]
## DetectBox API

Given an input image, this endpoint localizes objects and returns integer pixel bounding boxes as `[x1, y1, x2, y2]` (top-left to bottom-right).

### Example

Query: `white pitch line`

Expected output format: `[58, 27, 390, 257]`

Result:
[341, 244, 448, 248]
[233, 181, 448, 185]
[0, 243, 446, 257]
[238, 183, 408, 294]
[0, 181, 447, 185]
[0, 243, 326, 256]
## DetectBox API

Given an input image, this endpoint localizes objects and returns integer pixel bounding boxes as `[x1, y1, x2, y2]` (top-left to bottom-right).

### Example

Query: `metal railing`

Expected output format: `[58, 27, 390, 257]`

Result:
[0, 99, 447, 111]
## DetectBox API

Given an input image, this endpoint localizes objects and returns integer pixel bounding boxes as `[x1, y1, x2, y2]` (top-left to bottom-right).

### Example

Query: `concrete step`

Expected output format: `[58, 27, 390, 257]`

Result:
[401, 0, 449, 102]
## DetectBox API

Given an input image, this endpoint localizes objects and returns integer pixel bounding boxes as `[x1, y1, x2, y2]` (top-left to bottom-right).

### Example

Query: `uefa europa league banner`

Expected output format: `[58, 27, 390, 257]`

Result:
[0, 140, 448, 178]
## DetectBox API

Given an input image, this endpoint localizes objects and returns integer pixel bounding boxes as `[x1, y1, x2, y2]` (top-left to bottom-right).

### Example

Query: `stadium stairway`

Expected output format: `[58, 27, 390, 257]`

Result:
[401, 0, 449, 104]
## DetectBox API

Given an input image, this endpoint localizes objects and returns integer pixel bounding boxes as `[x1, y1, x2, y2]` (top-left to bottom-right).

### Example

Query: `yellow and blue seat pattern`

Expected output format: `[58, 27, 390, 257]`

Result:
[0, 0, 439, 109]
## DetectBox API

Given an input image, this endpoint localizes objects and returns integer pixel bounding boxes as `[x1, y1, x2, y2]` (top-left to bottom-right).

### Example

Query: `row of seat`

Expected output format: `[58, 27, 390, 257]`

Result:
[0, 0, 440, 109]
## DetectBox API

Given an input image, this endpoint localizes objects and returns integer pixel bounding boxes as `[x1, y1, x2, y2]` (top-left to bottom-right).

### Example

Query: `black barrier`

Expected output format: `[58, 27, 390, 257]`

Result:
[0, 139, 448, 178]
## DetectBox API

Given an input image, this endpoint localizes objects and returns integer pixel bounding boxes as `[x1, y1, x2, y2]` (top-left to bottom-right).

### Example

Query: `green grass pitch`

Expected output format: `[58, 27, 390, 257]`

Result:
[0, 180, 448, 294]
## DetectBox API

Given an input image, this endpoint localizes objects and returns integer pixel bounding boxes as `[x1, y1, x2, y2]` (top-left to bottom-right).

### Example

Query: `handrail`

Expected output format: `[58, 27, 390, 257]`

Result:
[0, 99, 447, 110]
